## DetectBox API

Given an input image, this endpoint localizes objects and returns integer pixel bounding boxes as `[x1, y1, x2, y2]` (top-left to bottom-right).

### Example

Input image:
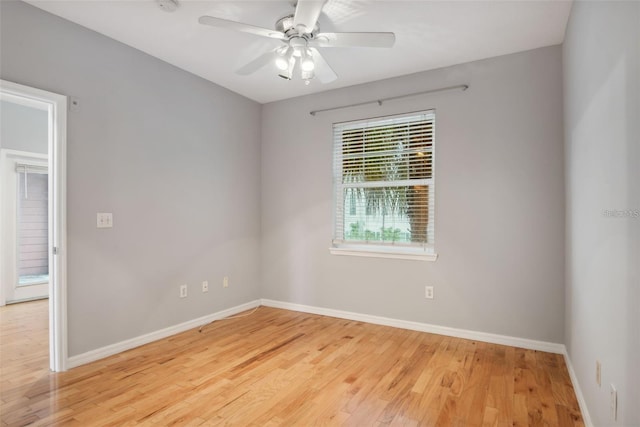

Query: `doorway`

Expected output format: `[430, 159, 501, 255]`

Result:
[1, 150, 49, 303]
[0, 80, 67, 372]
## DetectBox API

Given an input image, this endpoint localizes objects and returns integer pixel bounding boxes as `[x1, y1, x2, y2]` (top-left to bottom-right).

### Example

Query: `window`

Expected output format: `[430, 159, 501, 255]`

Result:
[17, 166, 49, 286]
[332, 111, 437, 260]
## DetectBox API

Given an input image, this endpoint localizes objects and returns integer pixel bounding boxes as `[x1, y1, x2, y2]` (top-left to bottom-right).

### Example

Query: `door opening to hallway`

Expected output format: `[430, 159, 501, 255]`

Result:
[0, 79, 68, 372]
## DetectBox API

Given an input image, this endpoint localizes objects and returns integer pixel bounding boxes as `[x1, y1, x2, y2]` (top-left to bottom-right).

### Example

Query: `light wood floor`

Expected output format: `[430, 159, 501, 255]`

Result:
[1, 300, 583, 426]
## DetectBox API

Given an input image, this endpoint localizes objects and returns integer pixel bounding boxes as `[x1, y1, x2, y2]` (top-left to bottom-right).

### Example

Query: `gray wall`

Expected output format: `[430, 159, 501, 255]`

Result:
[0, 1, 262, 356]
[261, 46, 566, 343]
[563, 1, 640, 425]
[0, 100, 48, 154]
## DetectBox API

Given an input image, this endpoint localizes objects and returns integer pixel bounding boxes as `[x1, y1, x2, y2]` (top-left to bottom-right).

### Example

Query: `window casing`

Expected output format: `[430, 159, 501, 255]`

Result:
[332, 111, 436, 260]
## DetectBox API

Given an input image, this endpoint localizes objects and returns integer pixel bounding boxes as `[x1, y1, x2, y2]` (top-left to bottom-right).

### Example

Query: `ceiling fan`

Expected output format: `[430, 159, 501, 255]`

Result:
[198, 0, 395, 84]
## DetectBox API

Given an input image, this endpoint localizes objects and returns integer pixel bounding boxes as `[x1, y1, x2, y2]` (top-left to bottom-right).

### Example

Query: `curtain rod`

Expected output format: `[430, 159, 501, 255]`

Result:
[309, 84, 469, 116]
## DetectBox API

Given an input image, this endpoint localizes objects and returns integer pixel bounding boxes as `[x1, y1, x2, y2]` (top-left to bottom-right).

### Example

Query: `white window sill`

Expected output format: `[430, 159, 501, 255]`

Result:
[329, 246, 438, 261]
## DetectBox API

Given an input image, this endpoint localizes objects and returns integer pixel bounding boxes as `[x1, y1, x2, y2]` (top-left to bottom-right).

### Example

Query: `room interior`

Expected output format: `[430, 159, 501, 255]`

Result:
[0, 99, 50, 305]
[0, 0, 638, 426]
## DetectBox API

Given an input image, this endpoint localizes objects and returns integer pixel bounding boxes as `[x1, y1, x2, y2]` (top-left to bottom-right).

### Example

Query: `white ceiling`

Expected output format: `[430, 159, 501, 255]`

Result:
[25, 0, 573, 104]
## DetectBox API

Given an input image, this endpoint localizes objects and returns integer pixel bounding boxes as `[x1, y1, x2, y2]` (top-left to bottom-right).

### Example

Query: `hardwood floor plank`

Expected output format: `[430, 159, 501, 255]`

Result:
[1, 300, 584, 426]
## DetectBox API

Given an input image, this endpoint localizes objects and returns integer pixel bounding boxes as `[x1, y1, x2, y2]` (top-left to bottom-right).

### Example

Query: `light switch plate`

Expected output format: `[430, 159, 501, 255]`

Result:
[97, 212, 113, 228]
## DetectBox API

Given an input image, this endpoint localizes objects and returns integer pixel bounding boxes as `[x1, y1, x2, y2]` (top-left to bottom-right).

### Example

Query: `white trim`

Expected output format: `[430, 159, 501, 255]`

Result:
[51, 87, 68, 372]
[0, 79, 68, 372]
[563, 349, 594, 427]
[67, 300, 261, 369]
[0, 91, 49, 111]
[260, 299, 564, 354]
[329, 247, 438, 261]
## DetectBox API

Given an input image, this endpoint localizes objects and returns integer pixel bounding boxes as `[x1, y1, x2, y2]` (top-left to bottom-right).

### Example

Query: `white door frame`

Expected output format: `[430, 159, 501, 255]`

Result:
[0, 79, 68, 372]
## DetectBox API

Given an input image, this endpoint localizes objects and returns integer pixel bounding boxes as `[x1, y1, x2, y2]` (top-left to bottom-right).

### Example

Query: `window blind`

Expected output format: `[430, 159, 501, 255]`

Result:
[15, 164, 48, 200]
[333, 110, 435, 251]
[17, 171, 49, 280]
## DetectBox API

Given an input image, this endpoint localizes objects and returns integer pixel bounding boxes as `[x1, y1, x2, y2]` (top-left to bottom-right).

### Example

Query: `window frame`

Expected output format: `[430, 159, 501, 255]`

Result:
[330, 110, 438, 261]
[16, 166, 50, 287]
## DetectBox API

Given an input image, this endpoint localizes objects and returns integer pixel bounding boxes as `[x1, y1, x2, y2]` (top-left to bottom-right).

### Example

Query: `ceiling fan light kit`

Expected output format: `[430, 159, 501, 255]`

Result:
[300, 49, 315, 72]
[275, 46, 292, 71]
[198, 0, 395, 84]
[278, 56, 295, 81]
[301, 69, 315, 84]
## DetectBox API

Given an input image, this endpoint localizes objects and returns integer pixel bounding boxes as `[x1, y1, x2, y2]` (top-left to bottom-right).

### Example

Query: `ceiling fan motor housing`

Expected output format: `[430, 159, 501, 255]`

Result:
[276, 15, 319, 40]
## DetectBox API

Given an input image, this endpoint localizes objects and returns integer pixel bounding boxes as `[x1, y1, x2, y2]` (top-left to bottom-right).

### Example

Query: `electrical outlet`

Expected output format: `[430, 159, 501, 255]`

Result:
[610, 384, 617, 421]
[425, 286, 434, 299]
[596, 360, 601, 387]
[202, 281, 208, 292]
[180, 284, 187, 298]
[223, 276, 229, 288]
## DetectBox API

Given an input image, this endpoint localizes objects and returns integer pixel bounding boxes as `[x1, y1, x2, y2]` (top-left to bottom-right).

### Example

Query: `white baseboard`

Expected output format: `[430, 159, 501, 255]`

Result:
[66, 299, 261, 369]
[260, 299, 565, 354]
[563, 349, 594, 427]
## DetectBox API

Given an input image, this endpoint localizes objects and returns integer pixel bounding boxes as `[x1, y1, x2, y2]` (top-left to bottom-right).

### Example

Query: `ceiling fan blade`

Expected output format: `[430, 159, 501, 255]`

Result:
[310, 48, 337, 83]
[199, 15, 286, 40]
[236, 49, 279, 75]
[311, 32, 396, 48]
[293, 0, 327, 34]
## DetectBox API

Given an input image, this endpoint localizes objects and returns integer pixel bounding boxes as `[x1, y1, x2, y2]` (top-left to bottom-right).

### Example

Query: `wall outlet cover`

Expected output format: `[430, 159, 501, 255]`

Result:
[425, 286, 434, 299]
